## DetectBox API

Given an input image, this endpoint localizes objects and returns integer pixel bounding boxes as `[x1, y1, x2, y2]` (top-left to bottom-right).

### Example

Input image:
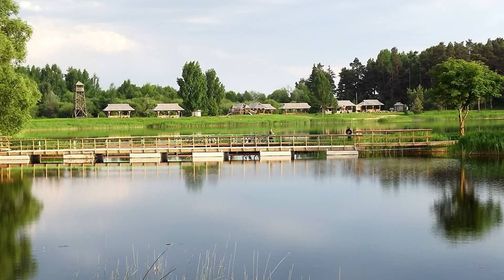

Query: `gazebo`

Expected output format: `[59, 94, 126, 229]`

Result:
[280, 103, 311, 114]
[103, 104, 135, 118]
[153, 103, 185, 118]
[337, 100, 356, 113]
[394, 102, 407, 112]
[357, 99, 384, 112]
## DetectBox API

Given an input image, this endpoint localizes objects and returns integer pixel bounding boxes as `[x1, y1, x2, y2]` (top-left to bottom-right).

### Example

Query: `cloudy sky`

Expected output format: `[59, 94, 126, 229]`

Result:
[20, 0, 504, 93]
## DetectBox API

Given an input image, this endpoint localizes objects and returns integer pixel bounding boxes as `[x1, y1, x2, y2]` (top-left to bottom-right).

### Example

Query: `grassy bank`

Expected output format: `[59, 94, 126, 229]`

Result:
[14, 110, 504, 139]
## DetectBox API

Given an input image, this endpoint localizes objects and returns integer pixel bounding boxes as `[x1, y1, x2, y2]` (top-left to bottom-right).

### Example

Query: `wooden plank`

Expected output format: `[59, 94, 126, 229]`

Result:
[192, 152, 224, 162]
[0, 155, 30, 164]
[129, 153, 161, 163]
[260, 150, 292, 161]
[63, 154, 95, 164]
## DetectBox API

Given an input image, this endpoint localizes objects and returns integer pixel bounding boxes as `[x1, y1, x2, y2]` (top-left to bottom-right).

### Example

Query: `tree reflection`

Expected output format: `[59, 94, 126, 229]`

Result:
[0, 173, 43, 280]
[433, 164, 502, 241]
[181, 163, 220, 192]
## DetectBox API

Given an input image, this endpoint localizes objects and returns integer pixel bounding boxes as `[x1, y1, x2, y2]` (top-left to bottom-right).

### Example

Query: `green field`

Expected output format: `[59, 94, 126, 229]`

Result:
[15, 110, 504, 139]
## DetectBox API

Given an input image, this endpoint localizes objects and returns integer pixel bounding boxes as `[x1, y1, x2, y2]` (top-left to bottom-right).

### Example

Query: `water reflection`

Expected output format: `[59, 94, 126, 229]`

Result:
[433, 164, 503, 241]
[181, 163, 221, 192]
[345, 158, 504, 241]
[0, 171, 43, 280]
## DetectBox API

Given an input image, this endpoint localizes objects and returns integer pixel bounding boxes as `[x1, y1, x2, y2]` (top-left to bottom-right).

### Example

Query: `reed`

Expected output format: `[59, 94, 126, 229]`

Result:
[458, 132, 504, 155]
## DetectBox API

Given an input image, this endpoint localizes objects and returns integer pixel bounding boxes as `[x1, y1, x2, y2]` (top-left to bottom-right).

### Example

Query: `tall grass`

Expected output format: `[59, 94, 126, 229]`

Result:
[458, 132, 504, 155]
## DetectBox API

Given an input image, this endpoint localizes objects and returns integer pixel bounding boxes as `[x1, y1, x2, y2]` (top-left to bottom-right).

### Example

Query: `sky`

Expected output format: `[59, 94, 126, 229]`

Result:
[19, 0, 504, 93]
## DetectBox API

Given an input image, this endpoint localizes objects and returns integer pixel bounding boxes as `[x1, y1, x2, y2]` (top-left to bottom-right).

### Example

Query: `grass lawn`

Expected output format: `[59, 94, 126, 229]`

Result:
[15, 110, 504, 139]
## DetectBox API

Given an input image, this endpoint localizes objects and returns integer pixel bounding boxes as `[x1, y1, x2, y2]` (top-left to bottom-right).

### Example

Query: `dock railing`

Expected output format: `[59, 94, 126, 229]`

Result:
[0, 129, 434, 152]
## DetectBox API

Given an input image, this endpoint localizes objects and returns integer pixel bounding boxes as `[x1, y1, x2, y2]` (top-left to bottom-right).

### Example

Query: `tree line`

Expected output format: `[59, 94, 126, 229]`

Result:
[19, 38, 504, 121]
[337, 38, 504, 109]
[17, 61, 338, 118]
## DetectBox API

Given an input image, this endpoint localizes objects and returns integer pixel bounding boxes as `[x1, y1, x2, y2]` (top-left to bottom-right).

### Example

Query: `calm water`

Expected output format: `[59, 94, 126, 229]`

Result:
[1, 158, 504, 280]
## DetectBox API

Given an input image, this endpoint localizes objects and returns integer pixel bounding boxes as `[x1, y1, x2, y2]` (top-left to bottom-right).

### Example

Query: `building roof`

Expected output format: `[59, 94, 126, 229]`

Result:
[153, 103, 184, 111]
[394, 102, 405, 106]
[280, 102, 311, 110]
[358, 99, 384, 106]
[103, 104, 135, 112]
[249, 102, 276, 110]
[231, 103, 250, 110]
[261, 103, 276, 110]
[337, 100, 356, 108]
[75, 81, 84, 86]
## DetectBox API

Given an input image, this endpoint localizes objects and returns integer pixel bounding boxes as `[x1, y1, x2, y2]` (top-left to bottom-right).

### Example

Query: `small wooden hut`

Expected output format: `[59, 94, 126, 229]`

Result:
[337, 100, 356, 113]
[394, 102, 407, 112]
[153, 103, 185, 118]
[280, 103, 311, 114]
[230, 103, 252, 115]
[357, 99, 384, 112]
[249, 103, 276, 114]
[103, 104, 135, 118]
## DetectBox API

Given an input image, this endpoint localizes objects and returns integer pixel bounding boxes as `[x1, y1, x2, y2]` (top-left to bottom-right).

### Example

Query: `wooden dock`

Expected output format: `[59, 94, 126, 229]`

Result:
[0, 129, 454, 165]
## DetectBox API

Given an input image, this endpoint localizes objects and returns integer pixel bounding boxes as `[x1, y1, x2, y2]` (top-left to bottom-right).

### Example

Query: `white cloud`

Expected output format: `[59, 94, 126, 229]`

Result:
[27, 19, 138, 62]
[19, 1, 42, 12]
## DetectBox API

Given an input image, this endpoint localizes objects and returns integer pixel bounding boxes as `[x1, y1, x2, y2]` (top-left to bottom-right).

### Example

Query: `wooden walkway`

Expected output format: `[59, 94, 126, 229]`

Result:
[0, 129, 454, 165]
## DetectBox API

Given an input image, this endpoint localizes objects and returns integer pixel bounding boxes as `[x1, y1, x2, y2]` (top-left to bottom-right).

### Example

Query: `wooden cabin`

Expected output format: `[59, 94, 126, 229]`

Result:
[280, 103, 311, 114]
[249, 103, 276, 114]
[337, 100, 356, 113]
[103, 104, 135, 118]
[357, 99, 384, 112]
[153, 103, 185, 118]
[230, 103, 252, 115]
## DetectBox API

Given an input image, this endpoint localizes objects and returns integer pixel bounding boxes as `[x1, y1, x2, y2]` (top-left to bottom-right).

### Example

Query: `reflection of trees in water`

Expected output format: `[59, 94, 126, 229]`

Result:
[345, 158, 503, 241]
[0, 173, 43, 280]
[181, 163, 220, 192]
[433, 165, 502, 241]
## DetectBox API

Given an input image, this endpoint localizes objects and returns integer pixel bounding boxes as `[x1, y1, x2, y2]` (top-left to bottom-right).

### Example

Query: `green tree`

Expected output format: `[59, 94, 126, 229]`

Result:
[306, 63, 336, 112]
[38, 90, 60, 117]
[0, 0, 40, 135]
[431, 58, 504, 136]
[205, 69, 225, 116]
[177, 61, 207, 114]
[407, 86, 425, 114]
[268, 88, 291, 103]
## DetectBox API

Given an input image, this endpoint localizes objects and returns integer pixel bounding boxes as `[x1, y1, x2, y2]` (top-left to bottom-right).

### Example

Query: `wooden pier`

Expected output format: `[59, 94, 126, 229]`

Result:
[0, 129, 455, 165]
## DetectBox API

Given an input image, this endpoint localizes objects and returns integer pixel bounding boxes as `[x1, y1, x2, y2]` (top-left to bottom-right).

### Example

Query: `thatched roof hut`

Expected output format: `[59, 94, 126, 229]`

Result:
[103, 104, 135, 118]
[280, 103, 311, 113]
[357, 99, 384, 112]
[153, 103, 185, 118]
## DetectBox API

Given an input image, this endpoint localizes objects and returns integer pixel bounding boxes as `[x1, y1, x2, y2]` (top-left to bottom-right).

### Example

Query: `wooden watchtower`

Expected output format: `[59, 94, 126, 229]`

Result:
[74, 81, 88, 118]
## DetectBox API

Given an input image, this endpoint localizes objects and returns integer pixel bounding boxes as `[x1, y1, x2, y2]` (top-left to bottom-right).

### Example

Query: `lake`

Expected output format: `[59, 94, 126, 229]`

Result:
[1, 158, 504, 280]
